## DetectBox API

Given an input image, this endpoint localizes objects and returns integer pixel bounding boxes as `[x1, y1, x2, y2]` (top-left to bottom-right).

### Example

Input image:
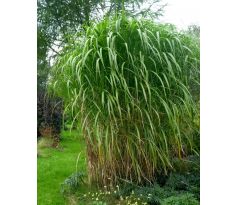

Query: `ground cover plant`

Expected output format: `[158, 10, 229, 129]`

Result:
[49, 15, 200, 186]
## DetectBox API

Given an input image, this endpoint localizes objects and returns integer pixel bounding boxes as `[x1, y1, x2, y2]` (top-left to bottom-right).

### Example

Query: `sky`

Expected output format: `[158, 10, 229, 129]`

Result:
[160, 0, 199, 29]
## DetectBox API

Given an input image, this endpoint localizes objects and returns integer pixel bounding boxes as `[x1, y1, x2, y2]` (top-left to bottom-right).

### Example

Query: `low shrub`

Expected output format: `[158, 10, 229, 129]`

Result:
[165, 169, 199, 199]
[61, 172, 85, 194]
[72, 178, 199, 205]
[114, 170, 200, 204]
[37, 89, 63, 145]
[161, 193, 199, 205]
[171, 155, 199, 174]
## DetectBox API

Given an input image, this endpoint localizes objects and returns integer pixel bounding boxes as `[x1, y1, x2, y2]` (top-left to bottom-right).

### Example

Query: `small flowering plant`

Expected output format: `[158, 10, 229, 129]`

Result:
[76, 185, 148, 205]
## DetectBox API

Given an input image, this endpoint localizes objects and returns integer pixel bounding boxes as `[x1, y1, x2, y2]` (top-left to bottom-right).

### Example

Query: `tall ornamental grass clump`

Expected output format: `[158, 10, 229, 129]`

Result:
[49, 16, 200, 186]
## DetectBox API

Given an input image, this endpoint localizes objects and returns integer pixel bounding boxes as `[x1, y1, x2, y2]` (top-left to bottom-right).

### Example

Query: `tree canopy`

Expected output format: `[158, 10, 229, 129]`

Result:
[37, 0, 164, 88]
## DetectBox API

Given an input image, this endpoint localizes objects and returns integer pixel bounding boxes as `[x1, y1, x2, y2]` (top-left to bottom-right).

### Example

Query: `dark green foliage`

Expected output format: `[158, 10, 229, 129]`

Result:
[167, 155, 200, 200]
[114, 182, 198, 205]
[172, 155, 200, 174]
[161, 193, 199, 205]
[114, 182, 199, 205]
[166, 174, 188, 190]
[114, 154, 200, 204]
[37, 28, 51, 91]
[165, 174, 199, 200]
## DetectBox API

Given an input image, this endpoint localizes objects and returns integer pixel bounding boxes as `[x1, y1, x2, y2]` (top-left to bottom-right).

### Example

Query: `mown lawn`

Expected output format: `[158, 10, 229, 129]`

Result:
[37, 130, 87, 205]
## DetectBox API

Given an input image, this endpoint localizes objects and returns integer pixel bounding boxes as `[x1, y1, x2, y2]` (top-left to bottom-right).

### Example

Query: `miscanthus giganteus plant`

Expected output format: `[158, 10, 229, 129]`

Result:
[48, 15, 200, 186]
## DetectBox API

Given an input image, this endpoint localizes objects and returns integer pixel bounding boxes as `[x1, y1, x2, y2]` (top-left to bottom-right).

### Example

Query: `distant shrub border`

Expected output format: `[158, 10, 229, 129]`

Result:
[37, 89, 63, 147]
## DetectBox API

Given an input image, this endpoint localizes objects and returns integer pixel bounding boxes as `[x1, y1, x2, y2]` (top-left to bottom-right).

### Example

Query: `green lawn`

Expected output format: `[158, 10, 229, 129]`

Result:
[37, 130, 87, 205]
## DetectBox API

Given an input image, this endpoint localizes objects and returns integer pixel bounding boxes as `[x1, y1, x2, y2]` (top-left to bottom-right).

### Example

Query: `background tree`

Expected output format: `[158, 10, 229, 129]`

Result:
[187, 24, 200, 38]
[37, 0, 164, 71]
[37, 0, 164, 139]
